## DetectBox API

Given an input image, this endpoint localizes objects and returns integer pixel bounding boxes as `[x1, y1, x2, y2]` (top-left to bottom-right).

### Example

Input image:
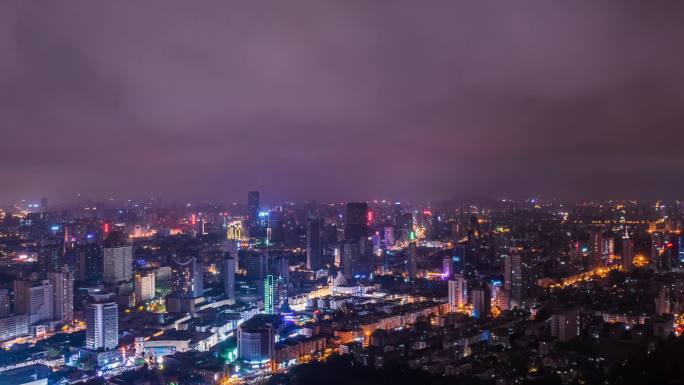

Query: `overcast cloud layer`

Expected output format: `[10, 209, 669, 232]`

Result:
[2, 1, 684, 204]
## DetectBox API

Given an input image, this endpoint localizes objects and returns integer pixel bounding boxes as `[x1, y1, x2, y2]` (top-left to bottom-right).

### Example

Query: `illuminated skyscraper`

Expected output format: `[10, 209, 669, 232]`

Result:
[471, 284, 491, 319]
[263, 275, 285, 314]
[134, 271, 156, 304]
[13, 279, 53, 325]
[448, 274, 467, 309]
[504, 252, 522, 307]
[0, 289, 10, 317]
[48, 267, 74, 323]
[306, 218, 323, 270]
[407, 241, 417, 280]
[622, 229, 634, 272]
[171, 256, 203, 298]
[222, 254, 236, 300]
[103, 245, 133, 284]
[85, 293, 118, 351]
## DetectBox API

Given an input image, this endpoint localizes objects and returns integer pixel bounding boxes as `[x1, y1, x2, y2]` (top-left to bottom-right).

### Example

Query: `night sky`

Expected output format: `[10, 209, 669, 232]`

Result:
[2, 1, 684, 204]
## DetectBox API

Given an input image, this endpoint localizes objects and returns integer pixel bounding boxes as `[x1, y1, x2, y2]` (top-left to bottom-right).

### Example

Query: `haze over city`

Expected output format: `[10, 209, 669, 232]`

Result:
[3, 1, 684, 204]
[4, 2, 684, 385]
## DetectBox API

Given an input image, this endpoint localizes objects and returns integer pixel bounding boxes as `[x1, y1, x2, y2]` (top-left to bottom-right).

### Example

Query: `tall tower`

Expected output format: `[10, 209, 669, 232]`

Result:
[407, 241, 418, 280]
[448, 274, 467, 310]
[222, 254, 236, 300]
[622, 228, 634, 272]
[504, 252, 522, 307]
[134, 272, 156, 304]
[248, 191, 260, 226]
[263, 275, 284, 314]
[306, 218, 323, 270]
[85, 293, 118, 350]
[171, 256, 203, 298]
[13, 279, 54, 325]
[48, 267, 74, 323]
[103, 244, 133, 284]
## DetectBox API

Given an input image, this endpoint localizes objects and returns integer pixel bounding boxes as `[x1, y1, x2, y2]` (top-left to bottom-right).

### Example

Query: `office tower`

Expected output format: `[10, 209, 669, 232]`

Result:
[39, 238, 63, 272]
[345, 202, 368, 242]
[85, 293, 118, 350]
[679, 235, 684, 265]
[171, 256, 203, 298]
[589, 230, 605, 267]
[248, 191, 260, 225]
[237, 316, 275, 366]
[272, 256, 289, 282]
[471, 284, 491, 319]
[103, 245, 133, 284]
[504, 252, 522, 307]
[0, 289, 10, 317]
[550, 309, 580, 342]
[263, 275, 286, 314]
[655, 286, 671, 315]
[13, 279, 54, 325]
[341, 241, 360, 279]
[78, 243, 103, 282]
[134, 272, 156, 304]
[407, 241, 417, 280]
[40, 197, 48, 218]
[222, 254, 236, 300]
[242, 250, 269, 281]
[306, 218, 323, 270]
[48, 267, 74, 323]
[442, 256, 453, 278]
[384, 226, 395, 247]
[448, 274, 467, 309]
[0, 314, 29, 342]
[622, 229, 634, 272]
[452, 244, 466, 274]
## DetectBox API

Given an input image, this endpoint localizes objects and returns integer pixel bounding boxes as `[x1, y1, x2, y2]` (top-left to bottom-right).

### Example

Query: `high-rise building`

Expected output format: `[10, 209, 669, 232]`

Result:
[622, 229, 634, 272]
[471, 284, 491, 319]
[103, 245, 133, 284]
[341, 241, 360, 280]
[263, 275, 286, 314]
[504, 252, 522, 307]
[241, 250, 269, 282]
[550, 309, 580, 342]
[39, 238, 63, 272]
[248, 191, 260, 225]
[13, 279, 54, 325]
[383, 226, 394, 247]
[407, 241, 417, 280]
[78, 243, 102, 282]
[589, 230, 613, 267]
[134, 272, 156, 304]
[448, 274, 467, 310]
[306, 218, 323, 270]
[442, 256, 453, 278]
[272, 256, 289, 283]
[171, 256, 203, 298]
[237, 315, 276, 366]
[345, 202, 368, 242]
[85, 293, 118, 351]
[0, 289, 10, 318]
[48, 267, 74, 323]
[222, 254, 236, 300]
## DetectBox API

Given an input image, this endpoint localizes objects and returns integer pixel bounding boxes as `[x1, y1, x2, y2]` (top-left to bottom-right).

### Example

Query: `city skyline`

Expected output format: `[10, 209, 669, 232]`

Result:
[3, 1, 684, 203]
